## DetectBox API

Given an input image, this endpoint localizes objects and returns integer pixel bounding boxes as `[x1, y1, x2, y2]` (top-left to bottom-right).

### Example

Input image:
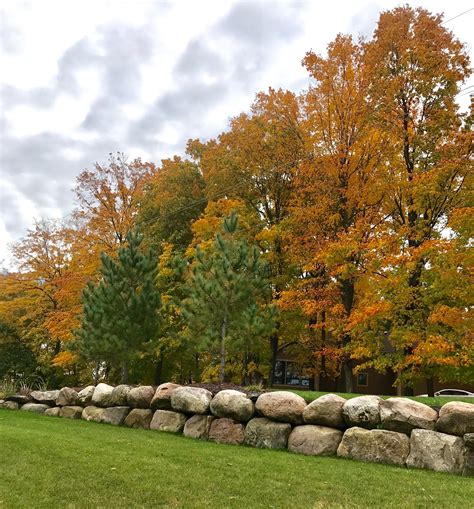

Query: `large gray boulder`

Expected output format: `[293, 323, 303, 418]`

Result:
[171, 387, 213, 415]
[30, 390, 59, 406]
[82, 405, 104, 422]
[289, 425, 343, 456]
[337, 427, 410, 466]
[463, 437, 474, 477]
[0, 401, 19, 410]
[110, 385, 131, 406]
[59, 406, 83, 419]
[210, 390, 254, 422]
[127, 386, 155, 409]
[303, 394, 346, 429]
[436, 401, 474, 437]
[406, 429, 465, 474]
[82, 405, 129, 425]
[77, 386, 95, 406]
[124, 409, 153, 429]
[255, 391, 306, 424]
[342, 396, 381, 429]
[183, 415, 215, 440]
[244, 417, 291, 450]
[380, 397, 437, 434]
[208, 418, 245, 445]
[21, 403, 50, 414]
[44, 407, 60, 417]
[91, 383, 115, 407]
[151, 383, 181, 411]
[150, 410, 187, 433]
[56, 387, 78, 407]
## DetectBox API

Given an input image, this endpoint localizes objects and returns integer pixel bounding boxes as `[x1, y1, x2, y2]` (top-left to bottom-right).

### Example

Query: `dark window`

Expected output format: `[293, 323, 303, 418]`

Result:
[357, 372, 368, 387]
[272, 360, 310, 387]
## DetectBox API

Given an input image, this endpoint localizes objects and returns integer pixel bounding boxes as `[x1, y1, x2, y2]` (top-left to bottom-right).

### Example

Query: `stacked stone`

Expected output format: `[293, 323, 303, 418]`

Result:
[2, 384, 473, 476]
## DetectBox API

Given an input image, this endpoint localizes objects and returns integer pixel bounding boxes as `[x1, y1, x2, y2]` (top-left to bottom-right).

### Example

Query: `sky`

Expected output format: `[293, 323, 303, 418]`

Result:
[1, 0, 473, 268]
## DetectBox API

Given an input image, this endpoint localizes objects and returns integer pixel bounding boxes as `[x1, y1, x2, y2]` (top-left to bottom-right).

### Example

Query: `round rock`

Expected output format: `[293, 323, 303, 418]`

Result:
[183, 415, 215, 440]
[380, 397, 437, 434]
[255, 391, 306, 424]
[210, 390, 254, 422]
[124, 408, 153, 429]
[208, 418, 245, 445]
[303, 394, 346, 429]
[110, 385, 131, 406]
[289, 425, 343, 456]
[436, 401, 474, 437]
[30, 390, 59, 406]
[171, 387, 213, 415]
[59, 406, 83, 419]
[127, 386, 155, 409]
[244, 417, 291, 449]
[77, 386, 95, 406]
[150, 410, 187, 433]
[342, 396, 381, 429]
[91, 383, 115, 407]
[57, 387, 78, 407]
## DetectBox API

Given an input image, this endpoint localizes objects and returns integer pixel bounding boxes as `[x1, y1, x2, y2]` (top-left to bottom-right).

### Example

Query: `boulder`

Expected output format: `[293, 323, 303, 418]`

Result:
[342, 396, 381, 429]
[59, 406, 83, 419]
[1, 401, 19, 410]
[100, 406, 130, 425]
[21, 403, 50, 414]
[57, 387, 78, 407]
[463, 448, 474, 477]
[406, 429, 465, 474]
[436, 401, 474, 437]
[91, 383, 115, 408]
[171, 387, 213, 415]
[464, 433, 474, 450]
[303, 394, 346, 429]
[127, 386, 155, 409]
[289, 425, 343, 456]
[208, 418, 245, 445]
[44, 407, 60, 417]
[5, 394, 30, 405]
[82, 405, 104, 422]
[210, 390, 254, 422]
[183, 415, 215, 440]
[124, 409, 153, 429]
[82, 405, 129, 425]
[380, 397, 437, 434]
[151, 383, 181, 411]
[77, 386, 95, 406]
[244, 417, 292, 449]
[30, 390, 59, 406]
[110, 385, 131, 406]
[255, 391, 306, 424]
[337, 427, 410, 466]
[150, 410, 187, 433]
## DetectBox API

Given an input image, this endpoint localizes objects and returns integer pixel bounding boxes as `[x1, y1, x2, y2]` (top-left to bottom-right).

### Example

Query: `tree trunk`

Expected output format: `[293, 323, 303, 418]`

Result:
[269, 327, 279, 387]
[426, 377, 435, 398]
[219, 310, 228, 383]
[342, 357, 353, 393]
[154, 357, 164, 385]
[121, 360, 129, 384]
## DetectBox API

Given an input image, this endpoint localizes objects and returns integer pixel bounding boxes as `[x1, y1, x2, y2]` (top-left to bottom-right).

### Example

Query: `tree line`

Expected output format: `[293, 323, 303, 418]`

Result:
[0, 6, 472, 394]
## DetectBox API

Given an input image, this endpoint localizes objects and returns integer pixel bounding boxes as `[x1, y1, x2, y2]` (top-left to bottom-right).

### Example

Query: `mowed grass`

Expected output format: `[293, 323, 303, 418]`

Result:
[0, 411, 472, 509]
[286, 390, 474, 407]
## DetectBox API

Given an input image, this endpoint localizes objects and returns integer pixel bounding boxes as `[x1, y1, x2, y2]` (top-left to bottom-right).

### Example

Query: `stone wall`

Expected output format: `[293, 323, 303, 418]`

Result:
[1, 384, 473, 477]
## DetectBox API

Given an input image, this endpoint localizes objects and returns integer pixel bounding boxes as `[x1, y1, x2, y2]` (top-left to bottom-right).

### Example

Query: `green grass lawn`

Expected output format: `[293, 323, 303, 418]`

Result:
[0, 410, 472, 508]
[285, 390, 474, 407]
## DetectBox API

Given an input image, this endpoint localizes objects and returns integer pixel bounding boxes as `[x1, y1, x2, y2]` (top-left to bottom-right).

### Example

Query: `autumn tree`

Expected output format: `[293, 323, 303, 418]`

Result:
[286, 34, 386, 392]
[181, 212, 276, 383]
[188, 88, 305, 380]
[137, 156, 207, 253]
[353, 6, 472, 394]
[73, 231, 161, 383]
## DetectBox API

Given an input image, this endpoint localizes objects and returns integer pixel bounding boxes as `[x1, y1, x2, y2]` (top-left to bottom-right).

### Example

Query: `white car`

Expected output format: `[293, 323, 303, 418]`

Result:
[418, 389, 474, 397]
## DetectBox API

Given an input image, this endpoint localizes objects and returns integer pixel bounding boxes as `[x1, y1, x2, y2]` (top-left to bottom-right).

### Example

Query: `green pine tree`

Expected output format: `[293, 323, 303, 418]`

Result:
[182, 212, 276, 383]
[73, 230, 160, 383]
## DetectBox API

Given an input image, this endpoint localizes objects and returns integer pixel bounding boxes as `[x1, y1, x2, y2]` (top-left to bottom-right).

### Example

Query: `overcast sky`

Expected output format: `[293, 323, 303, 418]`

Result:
[1, 0, 473, 267]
